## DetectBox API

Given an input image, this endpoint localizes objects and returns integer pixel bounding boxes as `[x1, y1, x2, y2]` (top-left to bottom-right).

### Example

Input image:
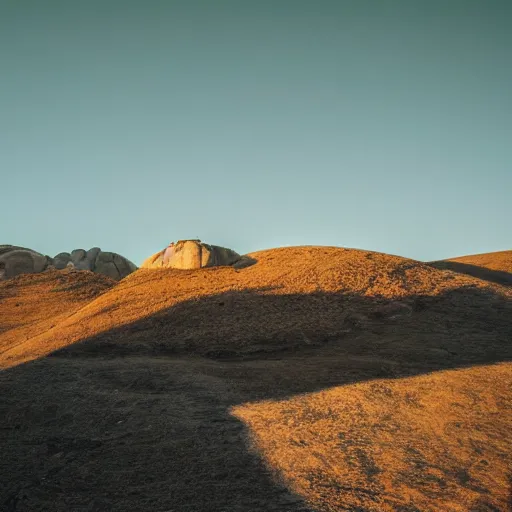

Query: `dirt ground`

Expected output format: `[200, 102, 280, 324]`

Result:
[1, 247, 511, 511]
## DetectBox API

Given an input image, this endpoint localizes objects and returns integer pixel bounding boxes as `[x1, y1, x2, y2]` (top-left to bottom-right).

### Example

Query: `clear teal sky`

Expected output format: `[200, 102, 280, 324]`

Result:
[1, 1, 510, 265]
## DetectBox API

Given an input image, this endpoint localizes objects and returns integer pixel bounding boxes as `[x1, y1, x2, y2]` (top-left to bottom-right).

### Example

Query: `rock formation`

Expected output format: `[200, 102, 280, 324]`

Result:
[52, 248, 137, 280]
[141, 239, 246, 270]
[0, 245, 137, 281]
[0, 246, 51, 280]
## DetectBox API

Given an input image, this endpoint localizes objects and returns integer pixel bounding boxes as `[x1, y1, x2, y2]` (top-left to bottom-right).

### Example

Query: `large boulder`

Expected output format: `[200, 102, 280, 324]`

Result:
[141, 240, 242, 270]
[53, 252, 72, 270]
[0, 245, 50, 279]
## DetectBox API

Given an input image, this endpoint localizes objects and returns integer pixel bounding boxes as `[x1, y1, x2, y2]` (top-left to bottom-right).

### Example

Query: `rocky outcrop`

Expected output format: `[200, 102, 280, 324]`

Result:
[0, 245, 137, 281]
[0, 245, 50, 280]
[141, 240, 245, 270]
[51, 248, 137, 280]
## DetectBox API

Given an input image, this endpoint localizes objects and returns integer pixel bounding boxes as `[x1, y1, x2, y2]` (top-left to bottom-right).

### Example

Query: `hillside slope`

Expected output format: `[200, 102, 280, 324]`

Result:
[0, 269, 114, 357]
[2, 246, 510, 367]
[447, 250, 512, 273]
[1, 246, 511, 511]
[431, 250, 512, 286]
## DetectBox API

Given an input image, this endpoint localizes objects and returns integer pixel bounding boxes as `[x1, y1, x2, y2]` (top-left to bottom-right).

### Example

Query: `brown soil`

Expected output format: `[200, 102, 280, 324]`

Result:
[0, 247, 511, 511]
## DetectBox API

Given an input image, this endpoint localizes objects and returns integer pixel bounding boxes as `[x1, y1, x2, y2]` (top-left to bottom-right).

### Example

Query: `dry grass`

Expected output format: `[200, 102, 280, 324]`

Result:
[0, 247, 511, 511]
[233, 363, 512, 512]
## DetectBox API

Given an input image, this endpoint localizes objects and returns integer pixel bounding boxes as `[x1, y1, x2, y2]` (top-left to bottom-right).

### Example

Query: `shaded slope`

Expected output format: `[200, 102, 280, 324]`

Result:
[430, 250, 512, 286]
[3, 355, 511, 512]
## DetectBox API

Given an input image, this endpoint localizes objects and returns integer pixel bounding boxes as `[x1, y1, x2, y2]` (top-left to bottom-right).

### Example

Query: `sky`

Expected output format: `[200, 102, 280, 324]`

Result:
[1, 0, 510, 265]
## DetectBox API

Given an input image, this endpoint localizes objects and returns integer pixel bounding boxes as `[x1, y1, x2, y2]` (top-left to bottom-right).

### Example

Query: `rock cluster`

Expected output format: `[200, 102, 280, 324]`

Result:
[141, 239, 245, 270]
[0, 245, 137, 281]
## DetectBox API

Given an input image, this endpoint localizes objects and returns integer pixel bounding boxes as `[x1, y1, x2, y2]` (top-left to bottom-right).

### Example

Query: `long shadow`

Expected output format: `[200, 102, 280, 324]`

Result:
[0, 286, 511, 511]
[429, 260, 512, 286]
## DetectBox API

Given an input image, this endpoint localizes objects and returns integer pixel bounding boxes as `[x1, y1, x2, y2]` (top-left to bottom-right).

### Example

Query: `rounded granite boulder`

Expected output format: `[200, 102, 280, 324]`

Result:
[141, 240, 243, 270]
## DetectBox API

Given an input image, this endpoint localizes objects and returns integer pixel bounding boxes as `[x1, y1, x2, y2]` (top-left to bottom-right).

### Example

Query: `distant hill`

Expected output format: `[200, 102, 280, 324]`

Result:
[430, 250, 512, 285]
[0, 246, 511, 511]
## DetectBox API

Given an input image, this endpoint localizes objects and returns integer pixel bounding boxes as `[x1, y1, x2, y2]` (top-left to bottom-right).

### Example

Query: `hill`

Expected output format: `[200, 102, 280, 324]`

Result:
[0, 246, 511, 511]
[2, 246, 509, 367]
[430, 250, 512, 286]
[0, 269, 115, 357]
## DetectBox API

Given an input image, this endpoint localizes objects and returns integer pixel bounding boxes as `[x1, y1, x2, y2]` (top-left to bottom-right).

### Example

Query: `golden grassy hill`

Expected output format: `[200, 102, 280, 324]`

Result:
[447, 250, 512, 273]
[431, 250, 512, 286]
[0, 246, 511, 511]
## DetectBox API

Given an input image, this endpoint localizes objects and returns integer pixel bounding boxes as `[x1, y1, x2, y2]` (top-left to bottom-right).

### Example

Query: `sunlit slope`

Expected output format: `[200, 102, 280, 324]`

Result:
[431, 250, 512, 286]
[2, 246, 510, 368]
[234, 363, 512, 512]
[0, 269, 114, 358]
[448, 250, 512, 273]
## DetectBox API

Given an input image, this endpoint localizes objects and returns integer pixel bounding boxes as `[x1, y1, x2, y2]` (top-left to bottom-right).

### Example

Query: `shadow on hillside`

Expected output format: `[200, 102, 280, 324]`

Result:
[1, 286, 511, 511]
[429, 260, 512, 286]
